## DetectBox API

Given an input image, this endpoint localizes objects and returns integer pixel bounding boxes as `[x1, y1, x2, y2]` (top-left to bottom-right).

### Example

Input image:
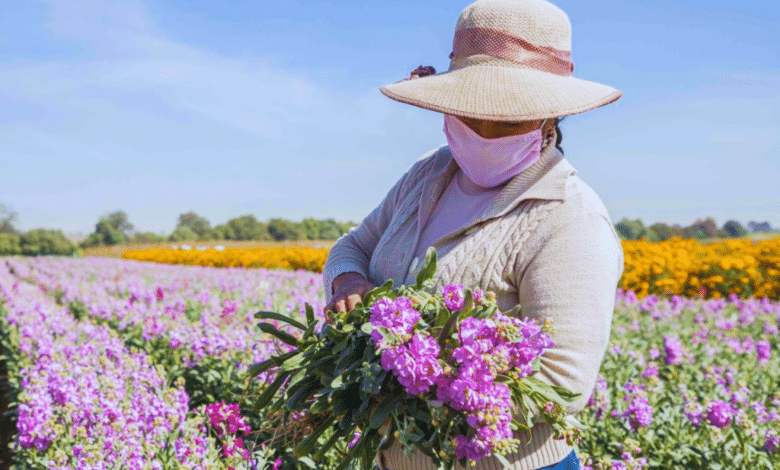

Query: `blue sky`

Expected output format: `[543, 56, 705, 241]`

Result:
[1, 0, 778, 236]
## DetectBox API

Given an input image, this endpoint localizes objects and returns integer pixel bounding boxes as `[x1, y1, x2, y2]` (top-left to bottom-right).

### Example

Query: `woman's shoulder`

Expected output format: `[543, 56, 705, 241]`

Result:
[563, 173, 613, 222]
[519, 166, 619, 245]
[397, 145, 452, 189]
[410, 145, 451, 173]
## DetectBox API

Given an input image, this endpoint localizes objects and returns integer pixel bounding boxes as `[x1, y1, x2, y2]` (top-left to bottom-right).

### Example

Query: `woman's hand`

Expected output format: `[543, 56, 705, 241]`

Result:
[324, 272, 376, 323]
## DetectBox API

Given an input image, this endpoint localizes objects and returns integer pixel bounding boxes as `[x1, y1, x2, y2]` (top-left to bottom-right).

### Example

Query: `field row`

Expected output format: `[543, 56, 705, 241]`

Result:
[120, 237, 780, 300]
[0, 257, 778, 469]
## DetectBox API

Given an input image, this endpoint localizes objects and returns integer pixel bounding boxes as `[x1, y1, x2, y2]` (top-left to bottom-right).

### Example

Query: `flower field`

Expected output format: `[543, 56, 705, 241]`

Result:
[120, 237, 780, 300]
[0, 256, 778, 469]
[122, 246, 330, 272]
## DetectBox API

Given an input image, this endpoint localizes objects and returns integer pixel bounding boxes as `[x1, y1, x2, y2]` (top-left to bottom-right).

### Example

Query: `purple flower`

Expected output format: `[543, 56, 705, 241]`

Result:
[641, 364, 659, 379]
[684, 402, 703, 427]
[765, 429, 779, 452]
[663, 335, 685, 365]
[756, 339, 771, 364]
[706, 400, 734, 428]
[442, 284, 465, 311]
[621, 393, 654, 431]
[472, 288, 484, 303]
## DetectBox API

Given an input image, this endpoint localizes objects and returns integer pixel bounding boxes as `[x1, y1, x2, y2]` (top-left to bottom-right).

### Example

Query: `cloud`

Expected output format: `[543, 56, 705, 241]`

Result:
[1, 0, 446, 233]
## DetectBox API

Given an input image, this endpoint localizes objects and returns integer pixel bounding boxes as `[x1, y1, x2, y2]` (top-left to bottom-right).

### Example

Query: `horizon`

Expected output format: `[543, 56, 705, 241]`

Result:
[2, 0, 778, 234]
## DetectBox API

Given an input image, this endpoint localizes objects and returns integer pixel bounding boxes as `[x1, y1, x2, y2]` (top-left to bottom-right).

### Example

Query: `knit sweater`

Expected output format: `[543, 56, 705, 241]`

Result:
[413, 168, 504, 263]
[322, 136, 624, 470]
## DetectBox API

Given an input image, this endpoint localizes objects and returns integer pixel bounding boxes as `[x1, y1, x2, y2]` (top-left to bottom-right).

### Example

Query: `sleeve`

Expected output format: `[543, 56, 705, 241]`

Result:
[515, 210, 624, 418]
[322, 153, 433, 305]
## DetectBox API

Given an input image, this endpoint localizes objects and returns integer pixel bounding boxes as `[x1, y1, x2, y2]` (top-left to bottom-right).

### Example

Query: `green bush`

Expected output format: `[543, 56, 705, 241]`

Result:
[176, 212, 212, 239]
[225, 215, 271, 241]
[0, 233, 22, 255]
[169, 226, 199, 242]
[132, 232, 167, 244]
[267, 218, 303, 241]
[19, 229, 77, 256]
[722, 220, 748, 238]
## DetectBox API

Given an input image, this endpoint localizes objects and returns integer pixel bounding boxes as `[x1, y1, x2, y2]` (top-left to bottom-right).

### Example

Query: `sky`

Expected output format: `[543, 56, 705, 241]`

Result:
[1, 0, 778, 236]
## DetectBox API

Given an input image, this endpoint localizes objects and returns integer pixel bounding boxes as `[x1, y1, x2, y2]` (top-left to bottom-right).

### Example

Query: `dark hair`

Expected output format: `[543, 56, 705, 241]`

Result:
[554, 117, 565, 155]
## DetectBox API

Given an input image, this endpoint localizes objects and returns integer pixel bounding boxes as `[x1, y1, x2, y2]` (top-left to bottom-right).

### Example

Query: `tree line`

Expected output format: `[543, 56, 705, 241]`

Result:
[0, 204, 359, 255]
[79, 211, 358, 247]
[1, 202, 777, 256]
[613, 217, 776, 241]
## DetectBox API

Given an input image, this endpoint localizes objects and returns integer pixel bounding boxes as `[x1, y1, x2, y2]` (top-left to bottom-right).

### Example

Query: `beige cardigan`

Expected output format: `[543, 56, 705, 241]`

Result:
[323, 137, 624, 470]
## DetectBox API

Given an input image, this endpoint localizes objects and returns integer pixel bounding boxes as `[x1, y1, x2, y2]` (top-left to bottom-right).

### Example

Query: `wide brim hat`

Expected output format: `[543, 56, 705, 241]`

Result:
[380, 0, 622, 121]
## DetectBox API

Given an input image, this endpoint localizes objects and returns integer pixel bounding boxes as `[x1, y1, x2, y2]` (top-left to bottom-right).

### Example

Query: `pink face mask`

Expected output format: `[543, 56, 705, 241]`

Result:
[443, 115, 545, 188]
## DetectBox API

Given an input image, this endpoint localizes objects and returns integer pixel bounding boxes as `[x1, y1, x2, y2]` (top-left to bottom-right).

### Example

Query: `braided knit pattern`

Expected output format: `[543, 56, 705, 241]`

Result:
[431, 199, 561, 303]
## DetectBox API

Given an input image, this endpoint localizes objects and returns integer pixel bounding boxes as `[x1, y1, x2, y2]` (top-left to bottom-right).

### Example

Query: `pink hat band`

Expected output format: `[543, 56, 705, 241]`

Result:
[450, 27, 574, 77]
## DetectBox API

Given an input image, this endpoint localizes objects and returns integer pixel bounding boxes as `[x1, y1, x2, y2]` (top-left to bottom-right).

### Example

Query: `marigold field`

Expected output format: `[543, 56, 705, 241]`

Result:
[122, 237, 780, 301]
[1, 240, 778, 469]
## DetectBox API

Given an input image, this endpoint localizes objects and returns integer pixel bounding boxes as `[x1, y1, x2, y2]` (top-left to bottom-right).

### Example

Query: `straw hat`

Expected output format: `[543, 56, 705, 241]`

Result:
[380, 0, 622, 121]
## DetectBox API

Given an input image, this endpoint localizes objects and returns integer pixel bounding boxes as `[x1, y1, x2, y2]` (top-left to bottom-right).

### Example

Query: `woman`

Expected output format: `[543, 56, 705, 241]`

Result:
[323, 0, 624, 468]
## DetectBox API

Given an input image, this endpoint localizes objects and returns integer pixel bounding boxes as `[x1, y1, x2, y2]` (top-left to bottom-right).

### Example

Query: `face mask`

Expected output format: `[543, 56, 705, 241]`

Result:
[443, 114, 545, 188]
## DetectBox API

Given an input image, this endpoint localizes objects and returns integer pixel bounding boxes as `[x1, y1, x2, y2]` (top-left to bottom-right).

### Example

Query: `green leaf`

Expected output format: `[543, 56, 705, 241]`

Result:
[370, 397, 400, 429]
[415, 246, 438, 288]
[305, 303, 315, 325]
[331, 375, 344, 389]
[494, 453, 513, 470]
[254, 310, 307, 330]
[313, 426, 351, 462]
[258, 322, 299, 347]
[437, 308, 460, 346]
[286, 368, 308, 389]
[308, 394, 330, 414]
[280, 352, 307, 372]
[293, 415, 336, 457]
[286, 377, 321, 411]
[253, 370, 291, 412]
[523, 376, 580, 405]
[247, 358, 275, 378]
[461, 287, 473, 314]
[363, 279, 394, 305]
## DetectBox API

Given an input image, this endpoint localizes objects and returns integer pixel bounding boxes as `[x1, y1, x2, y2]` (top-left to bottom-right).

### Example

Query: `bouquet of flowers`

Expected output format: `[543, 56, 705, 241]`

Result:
[248, 248, 582, 470]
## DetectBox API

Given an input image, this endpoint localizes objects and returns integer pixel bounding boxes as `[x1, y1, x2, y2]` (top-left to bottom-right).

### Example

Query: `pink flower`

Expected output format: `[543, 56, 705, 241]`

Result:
[756, 339, 771, 364]
[663, 335, 685, 365]
[348, 432, 361, 448]
[706, 400, 734, 428]
[442, 284, 465, 311]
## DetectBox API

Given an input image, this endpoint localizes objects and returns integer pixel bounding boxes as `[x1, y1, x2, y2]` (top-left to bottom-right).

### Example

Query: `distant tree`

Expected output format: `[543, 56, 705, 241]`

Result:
[722, 220, 748, 238]
[747, 221, 773, 233]
[176, 211, 211, 239]
[317, 219, 343, 240]
[132, 232, 166, 244]
[20, 229, 77, 256]
[300, 217, 321, 240]
[225, 215, 271, 241]
[169, 226, 198, 242]
[649, 222, 684, 241]
[0, 233, 22, 255]
[0, 202, 19, 235]
[684, 218, 719, 239]
[337, 220, 358, 235]
[211, 224, 236, 240]
[103, 210, 134, 237]
[615, 218, 647, 241]
[267, 218, 303, 241]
